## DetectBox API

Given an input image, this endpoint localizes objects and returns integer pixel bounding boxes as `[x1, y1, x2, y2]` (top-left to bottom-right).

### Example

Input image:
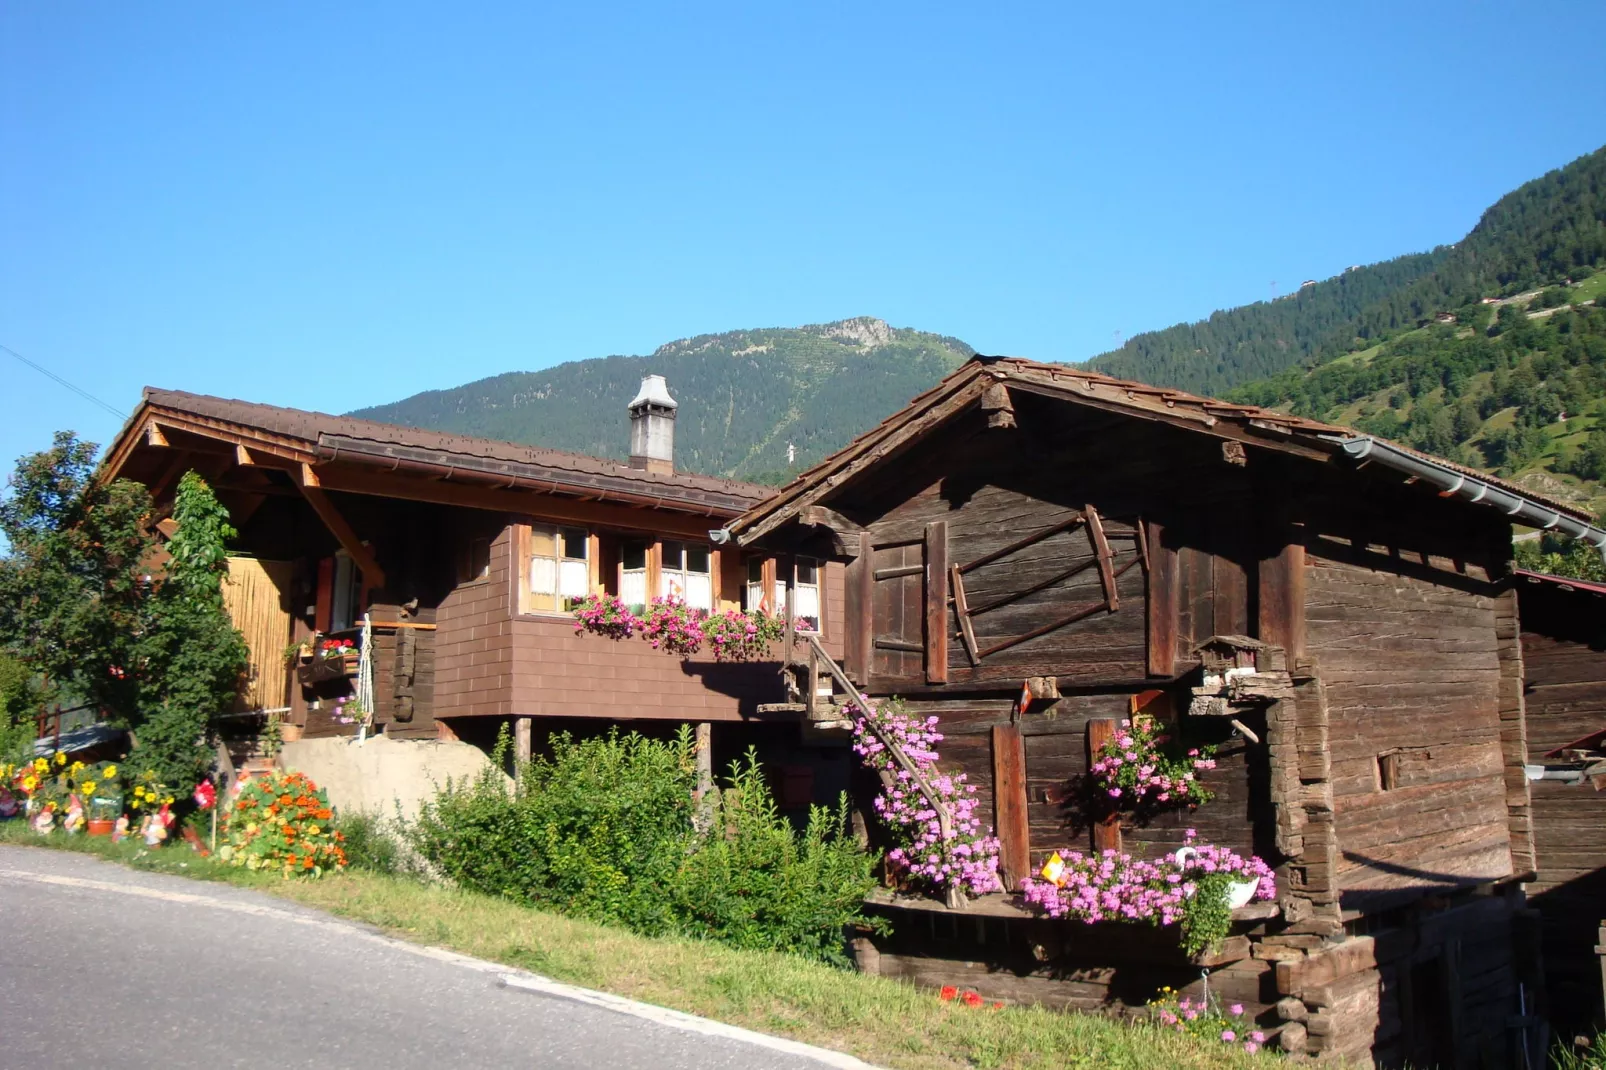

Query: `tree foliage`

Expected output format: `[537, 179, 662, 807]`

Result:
[0, 435, 246, 791]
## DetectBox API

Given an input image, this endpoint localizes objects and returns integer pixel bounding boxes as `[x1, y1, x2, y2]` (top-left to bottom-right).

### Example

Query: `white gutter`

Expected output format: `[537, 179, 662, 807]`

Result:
[1332, 435, 1606, 559]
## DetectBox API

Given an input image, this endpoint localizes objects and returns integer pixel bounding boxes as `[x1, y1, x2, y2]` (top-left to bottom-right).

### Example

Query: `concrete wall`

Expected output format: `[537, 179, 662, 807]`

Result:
[278, 734, 504, 821]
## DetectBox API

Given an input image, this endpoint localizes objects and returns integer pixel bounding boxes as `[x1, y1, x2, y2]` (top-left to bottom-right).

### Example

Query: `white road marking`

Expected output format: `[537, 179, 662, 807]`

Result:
[0, 864, 880, 1069]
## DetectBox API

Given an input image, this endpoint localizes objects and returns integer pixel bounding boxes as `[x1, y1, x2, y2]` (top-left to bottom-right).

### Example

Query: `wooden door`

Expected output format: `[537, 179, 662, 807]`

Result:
[869, 540, 925, 681]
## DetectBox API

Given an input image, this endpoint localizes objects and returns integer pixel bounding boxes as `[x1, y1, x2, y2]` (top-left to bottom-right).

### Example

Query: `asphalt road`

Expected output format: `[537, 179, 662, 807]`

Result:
[0, 845, 867, 1070]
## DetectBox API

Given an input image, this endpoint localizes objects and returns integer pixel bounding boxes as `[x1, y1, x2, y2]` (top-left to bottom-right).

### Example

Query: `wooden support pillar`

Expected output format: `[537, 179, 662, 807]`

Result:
[514, 716, 532, 767]
[924, 521, 949, 684]
[292, 465, 387, 592]
[1258, 532, 1306, 665]
[1087, 718, 1122, 853]
[992, 723, 1030, 890]
[693, 722, 715, 834]
[782, 554, 796, 660]
[1145, 521, 1178, 676]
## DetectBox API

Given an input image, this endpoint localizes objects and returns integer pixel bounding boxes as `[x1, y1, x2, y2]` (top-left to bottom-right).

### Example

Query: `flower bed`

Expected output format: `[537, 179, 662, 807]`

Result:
[1149, 987, 1267, 1055]
[850, 698, 1001, 898]
[3, 752, 177, 840]
[1020, 833, 1274, 955]
[218, 770, 346, 878]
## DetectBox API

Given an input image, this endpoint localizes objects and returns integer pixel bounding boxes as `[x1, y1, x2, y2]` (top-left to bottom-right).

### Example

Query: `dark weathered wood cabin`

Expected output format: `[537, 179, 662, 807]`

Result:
[725, 356, 1606, 1068]
[99, 381, 849, 808]
[1514, 569, 1606, 1038]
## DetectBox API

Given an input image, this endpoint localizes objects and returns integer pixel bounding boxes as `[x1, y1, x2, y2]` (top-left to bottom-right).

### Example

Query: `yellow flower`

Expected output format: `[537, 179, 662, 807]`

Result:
[54, 752, 66, 766]
[103, 765, 118, 779]
[82, 781, 97, 794]
[70, 760, 85, 773]
[163, 796, 174, 805]
[307, 825, 321, 835]
[34, 758, 47, 772]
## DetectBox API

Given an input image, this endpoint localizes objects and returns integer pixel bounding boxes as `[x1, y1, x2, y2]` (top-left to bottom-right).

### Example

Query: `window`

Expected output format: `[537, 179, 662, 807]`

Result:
[621, 540, 650, 610]
[457, 537, 490, 584]
[661, 540, 712, 610]
[330, 552, 363, 631]
[528, 525, 590, 612]
[795, 558, 821, 633]
[744, 557, 821, 632]
[745, 558, 771, 613]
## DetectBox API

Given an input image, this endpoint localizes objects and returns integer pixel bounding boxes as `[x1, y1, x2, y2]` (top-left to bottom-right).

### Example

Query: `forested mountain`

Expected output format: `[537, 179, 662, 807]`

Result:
[1087, 147, 1606, 396]
[350, 318, 973, 482]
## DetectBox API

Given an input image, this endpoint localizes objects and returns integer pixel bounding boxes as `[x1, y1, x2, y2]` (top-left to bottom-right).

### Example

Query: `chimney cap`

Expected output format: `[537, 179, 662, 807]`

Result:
[628, 374, 678, 412]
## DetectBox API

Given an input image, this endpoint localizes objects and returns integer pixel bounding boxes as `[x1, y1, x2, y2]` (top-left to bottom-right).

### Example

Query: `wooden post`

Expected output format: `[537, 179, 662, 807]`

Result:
[514, 716, 532, 766]
[992, 723, 1030, 890]
[924, 521, 949, 684]
[843, 539, 872, 683]
[693, 722, 714, 834]
[1258, 531, 1306, 665]
[1145, 521, 1178, 677]
[782, 554, 797, 661]
[1087, 718, 1122, 853]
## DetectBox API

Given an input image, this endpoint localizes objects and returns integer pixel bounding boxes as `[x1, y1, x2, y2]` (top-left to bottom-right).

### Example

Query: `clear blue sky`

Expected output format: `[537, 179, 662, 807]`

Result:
[4, 1, 1605, 474]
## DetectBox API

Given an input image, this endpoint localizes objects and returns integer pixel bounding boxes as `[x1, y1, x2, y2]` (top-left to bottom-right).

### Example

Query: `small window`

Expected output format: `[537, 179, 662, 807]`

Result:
[528, 525, 589, 612]
[620, 539, 650, 610]
[795, 558, 821, 633]
[457, 537, 491, 584]
[661, 540, 713, 610]
[745, 558, 769, 613]
[331, 552, 364, 631]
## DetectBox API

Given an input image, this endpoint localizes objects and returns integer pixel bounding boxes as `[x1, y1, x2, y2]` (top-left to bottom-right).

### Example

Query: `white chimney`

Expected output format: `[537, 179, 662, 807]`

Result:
[627, 374, 677, 475]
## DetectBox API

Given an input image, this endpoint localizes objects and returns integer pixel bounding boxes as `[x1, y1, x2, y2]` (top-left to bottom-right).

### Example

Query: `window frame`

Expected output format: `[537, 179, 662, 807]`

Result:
[516, 522, 596, 617]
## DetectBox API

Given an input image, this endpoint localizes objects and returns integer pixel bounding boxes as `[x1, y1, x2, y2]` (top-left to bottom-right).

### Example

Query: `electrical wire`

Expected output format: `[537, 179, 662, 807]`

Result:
[2, 342, 127, 420]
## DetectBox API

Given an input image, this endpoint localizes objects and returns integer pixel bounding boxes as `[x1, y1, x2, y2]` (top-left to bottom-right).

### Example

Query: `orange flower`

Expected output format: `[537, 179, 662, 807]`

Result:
[939, 986, 958, 1002]
[316, 808, 332, 820]
[962, 991, 984, 1008]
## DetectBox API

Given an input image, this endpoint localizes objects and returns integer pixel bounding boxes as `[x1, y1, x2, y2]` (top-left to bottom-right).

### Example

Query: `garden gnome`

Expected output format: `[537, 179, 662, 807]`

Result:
[142, 802, 173, 846]
[112, 814, 130, 842]
[32, 804, 55, 834]
[63, 795, 85, 833]
[0, 787, 17, 819]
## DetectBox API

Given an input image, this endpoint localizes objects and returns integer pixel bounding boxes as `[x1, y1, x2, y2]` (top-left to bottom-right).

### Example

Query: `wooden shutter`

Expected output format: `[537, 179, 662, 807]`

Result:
[869, 540, 925, 682]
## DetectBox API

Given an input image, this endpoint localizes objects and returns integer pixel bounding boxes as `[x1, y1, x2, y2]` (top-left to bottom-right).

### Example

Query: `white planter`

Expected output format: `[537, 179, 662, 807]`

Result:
[1173, 846, 1260, 909]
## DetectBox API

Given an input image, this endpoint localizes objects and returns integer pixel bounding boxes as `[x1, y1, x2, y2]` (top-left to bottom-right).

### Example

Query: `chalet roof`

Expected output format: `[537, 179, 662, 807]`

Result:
[726, 356, 1599, 544]
[120, 387, 768, 516]
[1514, 569, 1606, 598]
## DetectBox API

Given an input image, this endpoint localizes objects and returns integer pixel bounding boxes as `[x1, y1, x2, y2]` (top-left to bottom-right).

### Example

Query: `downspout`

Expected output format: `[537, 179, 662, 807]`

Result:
[1330, 435, 1606, 561]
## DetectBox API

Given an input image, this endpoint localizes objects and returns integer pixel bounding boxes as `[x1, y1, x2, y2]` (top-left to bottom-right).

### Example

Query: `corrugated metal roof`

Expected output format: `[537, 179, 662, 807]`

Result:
[1514, 568, 1606, 597]
[139, 387, 769, 514]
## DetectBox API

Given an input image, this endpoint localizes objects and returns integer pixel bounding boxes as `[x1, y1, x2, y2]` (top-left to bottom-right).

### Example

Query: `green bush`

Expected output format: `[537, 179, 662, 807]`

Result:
[408, 726, 880, 963]
[333, 811, 407, 875]
[672, 754, 879, 965]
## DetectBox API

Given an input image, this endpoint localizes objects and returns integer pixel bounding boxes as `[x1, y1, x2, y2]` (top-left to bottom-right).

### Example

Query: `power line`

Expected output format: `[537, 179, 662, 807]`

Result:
[2, 342, 127, 421]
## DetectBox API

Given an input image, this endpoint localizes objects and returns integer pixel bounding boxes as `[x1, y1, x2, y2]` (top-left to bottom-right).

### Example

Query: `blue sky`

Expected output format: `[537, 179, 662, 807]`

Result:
[3, 1, 1605, 474]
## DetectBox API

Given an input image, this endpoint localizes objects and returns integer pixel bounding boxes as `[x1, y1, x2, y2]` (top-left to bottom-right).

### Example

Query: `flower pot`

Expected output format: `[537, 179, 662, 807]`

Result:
[87, 818, 116, 837]
[280, 723, 303, 743]
[1225, 879, 1259, 910]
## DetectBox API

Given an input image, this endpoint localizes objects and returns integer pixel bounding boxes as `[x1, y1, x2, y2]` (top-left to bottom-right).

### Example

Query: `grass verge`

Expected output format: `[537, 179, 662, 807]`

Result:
[0, 825, 1267, 1070]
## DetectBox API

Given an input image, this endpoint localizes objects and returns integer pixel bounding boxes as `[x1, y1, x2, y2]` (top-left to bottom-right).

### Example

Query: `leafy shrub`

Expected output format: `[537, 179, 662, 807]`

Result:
[409, 726, 880, 962]
[671, 754, 879, 965]
[332, 811, 407, 875]
[219, 771, 346, 878]
[412, 727, 695, 935]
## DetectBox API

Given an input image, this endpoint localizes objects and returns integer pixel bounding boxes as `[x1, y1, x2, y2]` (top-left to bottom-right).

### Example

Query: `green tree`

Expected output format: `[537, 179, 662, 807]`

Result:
[0, 434, 246, 792]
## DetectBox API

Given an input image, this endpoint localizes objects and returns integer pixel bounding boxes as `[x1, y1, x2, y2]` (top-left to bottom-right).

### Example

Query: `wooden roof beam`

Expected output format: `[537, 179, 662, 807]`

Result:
[292, 466, 387, 590]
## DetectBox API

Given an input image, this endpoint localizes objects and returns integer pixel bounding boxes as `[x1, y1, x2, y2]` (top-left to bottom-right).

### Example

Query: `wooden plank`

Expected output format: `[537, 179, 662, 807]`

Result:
[844, 545, 870, 682]
[1086, 504, 1119, 611]
[292, 472, 388, 590]
[956, 513, 1085, 574]
[1258, 536, 1305, 665]
[950, 564, 982, 666]
[1087, 718, 1122, 853]
[925, 521, 949, 684]
[1146, 521, 1178, 676]
[874, 565, 924, 581]
[993, 723, 1030, 890]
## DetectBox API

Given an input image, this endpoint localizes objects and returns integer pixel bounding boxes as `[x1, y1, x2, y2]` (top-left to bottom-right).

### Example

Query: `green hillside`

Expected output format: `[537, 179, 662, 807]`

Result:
[1087, 146, 1606, 396]
[350, 318, 973, 483]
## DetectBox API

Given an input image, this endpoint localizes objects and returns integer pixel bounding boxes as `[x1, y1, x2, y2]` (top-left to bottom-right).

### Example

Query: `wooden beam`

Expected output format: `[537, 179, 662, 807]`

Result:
[146, 422, 170, 448]
[844, 540, 873, 683]
[1258, 534, 1306, 666]
[292, 467, 387, 590]
[235, 444, 261, 467]
[1146, 520, 1178, 676]
[924, 521, 949, 684]
[1086, 504, 1118, 611]
[311, 465, 731, 540]
[299, 462, 321, 488]
[1087, 718, 1122, 853]
[992, 723, 1030, 890]
[950, 564, 981, 666]
[514, 716, 532, 766]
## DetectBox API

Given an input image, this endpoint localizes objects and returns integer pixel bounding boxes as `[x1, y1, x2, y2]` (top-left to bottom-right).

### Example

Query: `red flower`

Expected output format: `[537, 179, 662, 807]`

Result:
[991, 1002, 1004, 1011]
[938, 986, 958, 1002]
[962, 991, 984, 1007]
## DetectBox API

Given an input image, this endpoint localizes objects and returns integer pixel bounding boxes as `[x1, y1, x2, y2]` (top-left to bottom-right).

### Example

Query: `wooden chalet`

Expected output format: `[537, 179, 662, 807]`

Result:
[98, 379, 850, 810]
[724, 355, 1606, 1067]
[1514, 570, 1606, 1038]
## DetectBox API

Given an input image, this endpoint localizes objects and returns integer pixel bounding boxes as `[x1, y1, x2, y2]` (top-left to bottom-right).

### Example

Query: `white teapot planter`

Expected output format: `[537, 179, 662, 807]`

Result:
[1173, 846, 1260, 909]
